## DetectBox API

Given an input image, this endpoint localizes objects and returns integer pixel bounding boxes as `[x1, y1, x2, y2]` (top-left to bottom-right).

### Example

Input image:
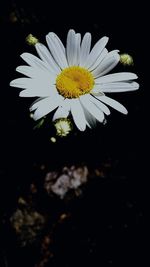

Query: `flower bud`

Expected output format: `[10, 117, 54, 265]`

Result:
[26, 34, 39, 46]
[50, 137, 57, 143]
[54, 118, 72, 137]
[120, 54, 133, 66]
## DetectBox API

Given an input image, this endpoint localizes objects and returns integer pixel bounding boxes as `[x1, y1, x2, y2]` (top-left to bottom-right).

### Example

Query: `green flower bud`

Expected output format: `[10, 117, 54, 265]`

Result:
[120, 54, 133, 66]
[26, 34, 39, 46]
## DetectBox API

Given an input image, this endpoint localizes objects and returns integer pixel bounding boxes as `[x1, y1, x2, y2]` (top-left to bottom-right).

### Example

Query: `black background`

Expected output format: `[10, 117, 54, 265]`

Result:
[0, 0, 148, 266]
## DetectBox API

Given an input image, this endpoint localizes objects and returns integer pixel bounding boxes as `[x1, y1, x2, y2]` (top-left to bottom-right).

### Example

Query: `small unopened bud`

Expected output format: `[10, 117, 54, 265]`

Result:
[50, 137, 57, 143]
[120, 54, 133, 66]
[54, 118, 72, 137]
[26, 34, 39, 46]
[30, 113, 34, 118]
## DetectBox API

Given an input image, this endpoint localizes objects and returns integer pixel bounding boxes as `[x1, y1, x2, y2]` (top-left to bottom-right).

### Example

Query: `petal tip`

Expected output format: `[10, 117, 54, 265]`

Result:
[29, 105, 36, 112]
[124, 109, 128, 115]
[69, 29, 75, 33]
[32, 115, 38, 121]
[132, 82, 140, 90]
[103, 36, 109, 43]
[19, 91, 24, 97]
[35, 42, 43, 48]
[9, 80, 18, 87]
[33, 112, 41, 121]
[9, 81, 13, 87]
[20, 52, 26, 58]
[79, 126, 86, 132]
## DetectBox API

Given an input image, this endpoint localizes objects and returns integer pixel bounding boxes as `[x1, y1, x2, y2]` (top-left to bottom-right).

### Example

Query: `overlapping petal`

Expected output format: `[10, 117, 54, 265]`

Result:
[52, 99, 70, 121]
[46, 32, 68, 69]
[70, 99, 87, 131]
[83, 36, 109, 68]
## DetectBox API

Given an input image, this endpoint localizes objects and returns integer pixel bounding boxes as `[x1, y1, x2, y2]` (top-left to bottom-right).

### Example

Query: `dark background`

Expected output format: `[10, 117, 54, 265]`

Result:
[0, 1, 148, 266]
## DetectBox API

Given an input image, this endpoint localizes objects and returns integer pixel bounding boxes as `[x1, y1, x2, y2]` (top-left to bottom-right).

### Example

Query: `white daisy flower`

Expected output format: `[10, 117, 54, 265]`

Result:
[10, 29, 139, 131]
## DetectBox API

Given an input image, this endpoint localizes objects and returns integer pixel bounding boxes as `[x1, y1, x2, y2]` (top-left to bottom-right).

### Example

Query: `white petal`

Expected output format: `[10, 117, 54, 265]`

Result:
[29, 97, 44, 106]
[83, 36, 109, 68]
[79, 32, 91, 66]
[30, 93, 63, 112]
[10, 78, 33, 89]
[52, 34, 65, 54]
[88, 95, 110, 115]
[35, 43, 60, 74]
[75, 33, 81, 65]
[97, 82, 139, 93]
[31, 96, 63, 120]
[46, 32, 68, 69]
[91, 84, 105, 96]
[10, 76, 55, 95]
[70, 99, 86, 131]
[66, 29, 78, 66]
[19, 85, 58, 97]
[20, 53, 50, 72]
[97, 95, 128, 114]
[52, 99, 70, 121]
[95, 72, 138, 84]
[19, 89, 43, 97]
[93, 52, 120, 77]
[81, 103, 96, 128]
[80, 95, 105, 123]
[16, 66, 34, 78]
[16, 65, 56, 83]
[89, 48, 108, 71]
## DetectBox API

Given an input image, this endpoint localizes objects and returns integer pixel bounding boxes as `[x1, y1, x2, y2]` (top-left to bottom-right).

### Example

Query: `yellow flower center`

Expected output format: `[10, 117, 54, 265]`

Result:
[56, 66, 95, 98]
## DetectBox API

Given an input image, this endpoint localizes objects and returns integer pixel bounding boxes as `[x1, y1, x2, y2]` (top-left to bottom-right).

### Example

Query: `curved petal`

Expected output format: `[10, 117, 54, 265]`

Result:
[52, 99, 71, 121]
[16, 65, 34, 78]
[10, 78, 33, 89]
[35, 43, 60, 74]
[19, 89, 46, 97]
[10, 75, 55, 94]
[89, 48, 108, 71]
[96, 82, 139, 93]
[89, 95, 110, 115]
[83, 36, 109, 68]
[95, 72, 138, 84]
[16, 65, 56, 82]
[30, 93, 63, 111]
[19, 85, 58, 97]
[80, 95, 105, 123]
[80, 103, 96, 128]
[91, 84, 105, 96]
[46, 32, 68, 69]
[75, 33, 81, 65]
[20, 53, 50, 72]
[96, 95, 128, 114]
[70, 99, 86, 131]
[31, 95, 64, 120]
[79, 32, 91, 66]
[30, 97, 45, 107]
[53, 33, 65, 54]
[93, 52, 120, 78]
[66, 29, 78, 66]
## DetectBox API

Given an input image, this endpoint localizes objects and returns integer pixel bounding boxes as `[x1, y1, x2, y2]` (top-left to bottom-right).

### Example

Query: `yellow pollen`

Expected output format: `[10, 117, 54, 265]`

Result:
[56, 66, 95, 98]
